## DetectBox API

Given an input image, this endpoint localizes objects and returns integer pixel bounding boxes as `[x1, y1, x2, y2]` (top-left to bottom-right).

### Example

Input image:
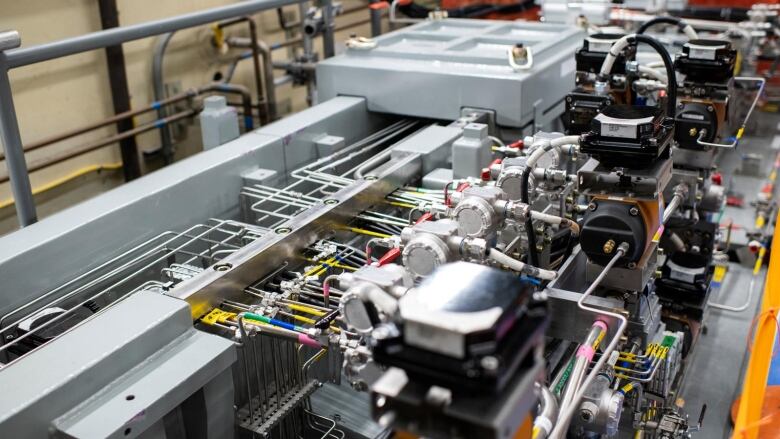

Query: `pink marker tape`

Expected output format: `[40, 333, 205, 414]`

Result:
[577, 345, 596, 361]
[298, 334, 321, 348]
[593, 320, 608, 332]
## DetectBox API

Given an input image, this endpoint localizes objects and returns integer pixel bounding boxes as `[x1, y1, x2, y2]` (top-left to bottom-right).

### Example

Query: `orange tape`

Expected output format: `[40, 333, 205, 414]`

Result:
[733, 210, 780, 439]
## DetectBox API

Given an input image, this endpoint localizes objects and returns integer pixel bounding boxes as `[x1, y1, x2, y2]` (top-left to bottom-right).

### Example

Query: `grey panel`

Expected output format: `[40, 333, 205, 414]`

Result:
[0, 291, 235, 438]
[0, 97, 385, 316]
[317, 19, 584, 128]
[390, 125, 463, 175]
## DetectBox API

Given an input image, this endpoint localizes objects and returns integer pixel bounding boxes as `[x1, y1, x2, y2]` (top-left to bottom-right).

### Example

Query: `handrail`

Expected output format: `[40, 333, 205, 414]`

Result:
[0, 0, 319, 227]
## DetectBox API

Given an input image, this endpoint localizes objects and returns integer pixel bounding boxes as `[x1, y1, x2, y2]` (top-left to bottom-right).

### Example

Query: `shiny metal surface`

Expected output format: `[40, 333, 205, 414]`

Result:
[169, 153, 422, 319]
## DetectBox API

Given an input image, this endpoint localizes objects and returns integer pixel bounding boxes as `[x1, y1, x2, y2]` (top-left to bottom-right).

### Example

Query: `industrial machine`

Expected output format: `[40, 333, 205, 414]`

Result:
[0, 5, 775, 439]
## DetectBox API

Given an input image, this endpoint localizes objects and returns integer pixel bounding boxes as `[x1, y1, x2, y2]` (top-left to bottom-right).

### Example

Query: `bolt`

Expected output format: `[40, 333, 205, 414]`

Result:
[324, 198, 339, 205]
[365, 175, 378, 181]
[588, 202, 598, 211]
[214, 263, 233, 272]
[689, 127, 698, 137]
[481, 356, 500, 371]
[603, 239, 616, 254]
[628, 262, 637, 269]
[629, 207, 639, 216]
[275, 227, 292, 234]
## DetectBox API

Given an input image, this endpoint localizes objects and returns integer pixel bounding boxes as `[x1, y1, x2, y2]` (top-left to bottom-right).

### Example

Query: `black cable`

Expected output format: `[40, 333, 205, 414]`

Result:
[520, 168, 538, 266]
[631, 34, 677, 117]
[636, 16, 688, 35]
[602, 34, 677, 117]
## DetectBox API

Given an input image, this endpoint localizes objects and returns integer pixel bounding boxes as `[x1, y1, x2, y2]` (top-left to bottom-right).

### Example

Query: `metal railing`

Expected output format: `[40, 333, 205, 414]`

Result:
[0, 0, 331, 227]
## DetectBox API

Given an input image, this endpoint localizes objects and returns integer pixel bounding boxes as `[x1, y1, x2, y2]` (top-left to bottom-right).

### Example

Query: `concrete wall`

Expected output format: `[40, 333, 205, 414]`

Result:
[0, 0, 375, 234]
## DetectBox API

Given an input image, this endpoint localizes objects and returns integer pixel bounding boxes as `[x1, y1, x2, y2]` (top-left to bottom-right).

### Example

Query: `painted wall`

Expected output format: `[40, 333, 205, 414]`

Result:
[0, 0, 374, 234]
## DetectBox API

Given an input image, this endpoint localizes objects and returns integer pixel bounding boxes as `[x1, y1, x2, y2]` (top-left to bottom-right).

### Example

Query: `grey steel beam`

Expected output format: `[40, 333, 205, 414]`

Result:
[0, 31, 36, 227]
[4, 0, 302, 68]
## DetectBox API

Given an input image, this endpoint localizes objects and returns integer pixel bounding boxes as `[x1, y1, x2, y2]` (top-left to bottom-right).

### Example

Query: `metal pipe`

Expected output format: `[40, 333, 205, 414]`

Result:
[321, 0, 336, 58]
[534, 383, 559, 439]
[218, 17, 266, 122]
[0, 90, 196, 161]
[0, 32, 36, 226]
[0, 83, 249, 164]
[0, 0, 304, 228]
[98, 0, 142, 181]
[226, 36, 278, 121]
[369, 1, 384, 37]
[0, 110, 197, 184]
[4, 0, 303, 68]
[0, 83, 251, 179]
[549, 245, 629, 439]
[152, 32, 176, 164]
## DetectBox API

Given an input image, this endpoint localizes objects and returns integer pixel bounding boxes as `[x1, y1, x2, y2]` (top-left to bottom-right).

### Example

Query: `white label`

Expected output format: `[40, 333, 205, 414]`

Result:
[772, 135, 780, 150]
[600, 122, 635, 139]
[669, 269, 696, 284]
[689, 47, 716, 60]
[560, 58, 576, 78]
[682, 113, 705, 121]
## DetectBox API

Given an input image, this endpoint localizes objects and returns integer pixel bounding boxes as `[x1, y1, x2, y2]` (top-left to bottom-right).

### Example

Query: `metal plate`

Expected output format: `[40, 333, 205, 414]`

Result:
[317, 19, 584, 128]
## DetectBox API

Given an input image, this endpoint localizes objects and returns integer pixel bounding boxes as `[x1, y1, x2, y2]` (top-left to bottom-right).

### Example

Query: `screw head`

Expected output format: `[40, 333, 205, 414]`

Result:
[629, 207, 639, 216]
[275, 227, 292, 234]
[588, 202, 598, 211]
[324, 198, 339, 205]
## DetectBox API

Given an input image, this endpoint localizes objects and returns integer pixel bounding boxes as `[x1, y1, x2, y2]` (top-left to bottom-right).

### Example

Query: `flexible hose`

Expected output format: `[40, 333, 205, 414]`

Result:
[599, 34, 677, 117]
[531, 211, 580, 236]
[638, 65, 667, 83]
[548, 244, 629, 439]
[637, 16, 698, 40]
[488, 248, 557, 280]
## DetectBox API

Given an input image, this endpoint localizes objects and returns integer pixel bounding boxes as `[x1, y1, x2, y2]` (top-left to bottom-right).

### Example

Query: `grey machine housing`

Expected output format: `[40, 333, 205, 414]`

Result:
[0, 18, 582, 438]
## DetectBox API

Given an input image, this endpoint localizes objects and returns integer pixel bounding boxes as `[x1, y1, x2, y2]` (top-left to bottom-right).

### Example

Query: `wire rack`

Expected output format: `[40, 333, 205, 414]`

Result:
[0, 219, 266, 365]
[241, 119, 421, 229]
[233, 322, 345, 439]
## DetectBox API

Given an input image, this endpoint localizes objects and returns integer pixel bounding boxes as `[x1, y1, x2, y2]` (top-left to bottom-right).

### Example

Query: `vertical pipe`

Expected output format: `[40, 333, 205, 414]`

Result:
[321, 0, 336, 58]
[370, 4, 383, 37]
[0, 31, 37, 226]
[152, 32, 175, 164]
[97, 0, 142, 181]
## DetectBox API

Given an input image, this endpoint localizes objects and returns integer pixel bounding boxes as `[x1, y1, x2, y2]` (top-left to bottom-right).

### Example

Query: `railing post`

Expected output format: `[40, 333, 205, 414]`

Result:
[0, 30, 37, 227]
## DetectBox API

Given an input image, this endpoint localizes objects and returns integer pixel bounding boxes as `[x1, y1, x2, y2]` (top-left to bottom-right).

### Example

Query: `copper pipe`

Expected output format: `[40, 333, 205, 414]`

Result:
[217, 17, 266, 122]
[0, 110, 197, 184]
[0, 83, 251, 164]
[0, 89, 199, 161]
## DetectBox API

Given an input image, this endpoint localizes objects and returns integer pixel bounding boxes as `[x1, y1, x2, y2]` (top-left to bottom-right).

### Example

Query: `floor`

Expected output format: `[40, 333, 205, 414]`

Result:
[678, 110, 780, 438]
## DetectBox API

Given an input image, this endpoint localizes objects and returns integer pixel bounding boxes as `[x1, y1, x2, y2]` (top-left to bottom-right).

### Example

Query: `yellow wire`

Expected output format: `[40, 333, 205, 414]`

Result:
[387, 201, 416, 209]
[303, 258, 356, 272]
[0, 162, 122, 210]
[285, 302, 326, 316]
[339, 227, 391, 238]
